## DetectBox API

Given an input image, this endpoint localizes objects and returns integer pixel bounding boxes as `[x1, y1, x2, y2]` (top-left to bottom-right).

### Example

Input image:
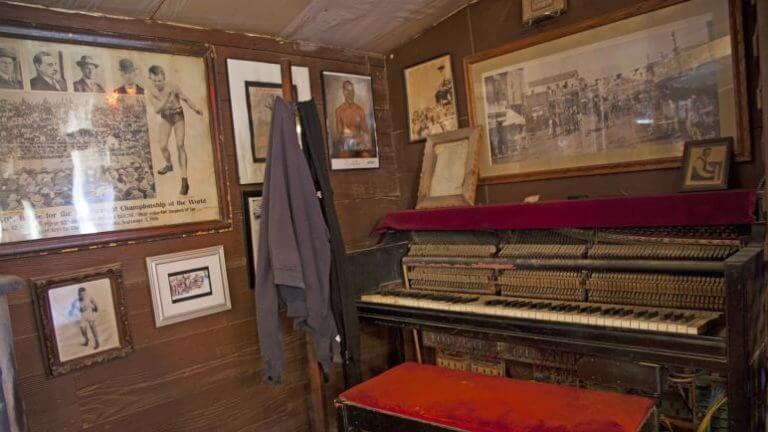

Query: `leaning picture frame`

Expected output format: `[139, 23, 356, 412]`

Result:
[0, 23, 231, 258]
[30, 264, 133, 377]
[416, 127, 481, 209]
[145, 246, 231, 327]
[465, 0, 750, 184]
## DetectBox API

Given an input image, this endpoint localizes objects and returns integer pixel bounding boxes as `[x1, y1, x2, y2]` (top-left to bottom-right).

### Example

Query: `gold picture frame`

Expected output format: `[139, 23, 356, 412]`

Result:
[416, 127, 480, 209]
[522, 0, 567, 26]
[465, 0, 750, 184]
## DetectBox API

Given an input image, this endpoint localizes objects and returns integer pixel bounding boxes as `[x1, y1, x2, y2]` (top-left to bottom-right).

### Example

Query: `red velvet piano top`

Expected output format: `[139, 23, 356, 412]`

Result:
[374, 189, 758, 232]
[340, 362, 655, 432]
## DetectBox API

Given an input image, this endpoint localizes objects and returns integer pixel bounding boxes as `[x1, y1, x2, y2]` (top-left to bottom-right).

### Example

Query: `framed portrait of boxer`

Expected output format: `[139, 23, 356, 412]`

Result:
[31, 265, 133, 377]
[0, 24, 230, 258]
[321, 71, 379, 170]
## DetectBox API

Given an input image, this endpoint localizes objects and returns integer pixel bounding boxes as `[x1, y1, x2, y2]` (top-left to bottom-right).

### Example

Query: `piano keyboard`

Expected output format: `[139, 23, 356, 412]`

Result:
[361, 289, 722, 335]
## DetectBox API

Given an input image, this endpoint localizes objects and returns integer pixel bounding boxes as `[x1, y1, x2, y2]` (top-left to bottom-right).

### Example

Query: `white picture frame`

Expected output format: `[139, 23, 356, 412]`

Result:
[226, 59, 311, 184]
[146, 246, 231, 327]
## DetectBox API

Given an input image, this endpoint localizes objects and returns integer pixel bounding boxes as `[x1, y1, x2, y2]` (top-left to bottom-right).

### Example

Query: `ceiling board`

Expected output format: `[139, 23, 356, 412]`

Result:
[5, 0, 474, 53]
[9, 0, 163, 19]
[153, 0, 313, 36]
[280, 0, 472, 52]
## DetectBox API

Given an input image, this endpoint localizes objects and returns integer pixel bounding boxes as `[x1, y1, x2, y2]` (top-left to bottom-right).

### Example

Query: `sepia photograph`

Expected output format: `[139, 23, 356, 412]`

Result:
[245, 81, 286, 162]
[71, 53, 106, 93]
[467, 0, 747, 182]
[404, 54, 458, 143]
[680, 137, 732, 191]
[31, 265, 133, 376]
[29, 48, 67, 92]
[0, 34, 224, 254]
[0, 45, 23, 90]
[146, 246, 230, 327]
[168, 267, 212, 304]
[226, 59, 311, 184]
[322, 71, 379, 170]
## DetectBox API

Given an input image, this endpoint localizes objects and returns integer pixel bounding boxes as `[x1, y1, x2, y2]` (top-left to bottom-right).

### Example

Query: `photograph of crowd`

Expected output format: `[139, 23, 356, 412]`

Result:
[481, 14, 734, 168]
[405, 54, 458, 142]
[0, 94, 155, 211]
[167, 267, 212, 304]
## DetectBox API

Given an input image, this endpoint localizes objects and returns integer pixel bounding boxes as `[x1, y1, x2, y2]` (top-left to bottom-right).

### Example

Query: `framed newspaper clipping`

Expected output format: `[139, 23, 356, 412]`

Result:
[0, 23, 230, 257]
[465, 0, 750, 184]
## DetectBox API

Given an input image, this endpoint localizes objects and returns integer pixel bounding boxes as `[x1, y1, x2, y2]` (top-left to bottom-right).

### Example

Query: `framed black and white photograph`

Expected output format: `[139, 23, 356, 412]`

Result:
[404, 54, 458, 143]
[322, 71, 379, 170]
[416, 127, 480, 209]
[522, 0, 567, 26]
[242, 190, 262, 288]
[31, 265, 133, 377]
[0, 24, 231, 258]
[466, 0, 750, 183]
[226, 59, 310, 184]
[680, 137, 732, 192]
[146, 246, 230, 327]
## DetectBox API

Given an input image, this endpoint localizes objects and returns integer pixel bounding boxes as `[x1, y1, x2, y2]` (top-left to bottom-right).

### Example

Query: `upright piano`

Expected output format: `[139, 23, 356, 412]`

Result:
[354, 189, 766, 432]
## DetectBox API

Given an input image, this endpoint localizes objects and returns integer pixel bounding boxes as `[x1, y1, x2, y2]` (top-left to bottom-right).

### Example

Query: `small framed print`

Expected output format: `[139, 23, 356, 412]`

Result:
[680, 137, 733, 192]
[416, 127, 481, 209]
[522, 0, 567, 25]
[322, 71, 379, 170]
[146, 246, 231, 327]
[31, 264, 133, 377]
[226, 59, 311, 184]
[242, 190, 263, 288]
[404, 54, 458, 143]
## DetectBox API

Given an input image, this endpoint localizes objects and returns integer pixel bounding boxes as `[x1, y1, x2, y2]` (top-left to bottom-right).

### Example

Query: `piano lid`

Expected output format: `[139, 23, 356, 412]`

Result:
[375, 189, 758, 232]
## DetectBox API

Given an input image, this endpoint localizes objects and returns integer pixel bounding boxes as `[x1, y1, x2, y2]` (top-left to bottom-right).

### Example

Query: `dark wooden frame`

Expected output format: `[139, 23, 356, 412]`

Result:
[321, 70, 380, 170]
[242, 189, 263, 290]
[464, 0, 752, 185]
[244, 81, 283, 163]
[416, 127, 480, 209]
[680, 137, 733, 192]
[30, 264, 133, 377]
[402, 53, 459, 143]
[0, 21, 232, 259]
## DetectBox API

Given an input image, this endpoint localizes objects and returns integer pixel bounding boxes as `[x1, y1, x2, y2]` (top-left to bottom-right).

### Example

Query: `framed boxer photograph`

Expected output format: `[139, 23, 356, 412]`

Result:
[0, 24, 231, 258]
[322, 71, 379, 170]
[404, 54, 458, 143]
[31, 265, 133, 377]
[226, 59, 311, 184]
[146, 246, 230, 327]
[680, 137, 732, 192]
[242, 190, 263, 288]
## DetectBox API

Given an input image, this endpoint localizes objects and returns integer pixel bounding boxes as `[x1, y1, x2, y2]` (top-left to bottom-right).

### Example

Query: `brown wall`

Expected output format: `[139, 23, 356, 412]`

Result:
[387, 0, 764, 207]
[0, 3, 399, 431]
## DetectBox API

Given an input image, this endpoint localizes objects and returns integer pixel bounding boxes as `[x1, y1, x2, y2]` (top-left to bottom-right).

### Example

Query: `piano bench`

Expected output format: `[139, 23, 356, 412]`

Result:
[336, 362, 657, 432]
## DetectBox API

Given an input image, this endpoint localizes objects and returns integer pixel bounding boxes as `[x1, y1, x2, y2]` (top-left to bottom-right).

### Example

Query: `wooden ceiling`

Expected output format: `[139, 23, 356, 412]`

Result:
[6, 0, 474, 53]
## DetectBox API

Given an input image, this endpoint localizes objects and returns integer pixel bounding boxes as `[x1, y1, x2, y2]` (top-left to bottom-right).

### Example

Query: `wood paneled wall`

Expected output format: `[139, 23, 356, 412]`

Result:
[0, 3, 401, 431]
[386, 0, 764, 206]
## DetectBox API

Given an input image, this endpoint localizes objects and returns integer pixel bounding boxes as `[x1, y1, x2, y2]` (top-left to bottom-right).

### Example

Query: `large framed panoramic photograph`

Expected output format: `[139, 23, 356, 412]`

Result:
[226, 59, 311, 184]
[404, 54, 458, 143]
[146, 246, 231, 327]
[31, 264, 133, 376]
[0, 25, 229, 257]
[465, 0, 749, 183]
[322, 71, 379, 170]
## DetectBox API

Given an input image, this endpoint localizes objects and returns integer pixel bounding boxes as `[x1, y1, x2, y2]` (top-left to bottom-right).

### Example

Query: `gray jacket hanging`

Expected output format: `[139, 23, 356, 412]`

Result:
[254, 97, 340, 383]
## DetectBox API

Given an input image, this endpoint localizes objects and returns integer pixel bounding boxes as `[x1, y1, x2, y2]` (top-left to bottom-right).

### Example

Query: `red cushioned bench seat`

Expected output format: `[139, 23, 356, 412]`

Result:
[336, 362, 656, 432]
